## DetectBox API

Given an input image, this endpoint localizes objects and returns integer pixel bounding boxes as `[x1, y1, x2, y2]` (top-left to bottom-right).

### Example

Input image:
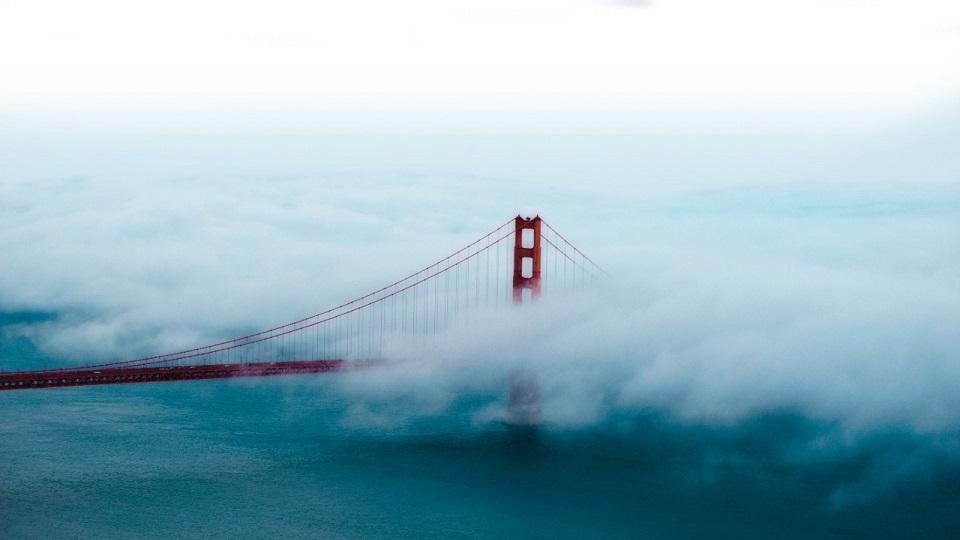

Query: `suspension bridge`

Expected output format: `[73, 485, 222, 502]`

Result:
[0, 215, 603, 395]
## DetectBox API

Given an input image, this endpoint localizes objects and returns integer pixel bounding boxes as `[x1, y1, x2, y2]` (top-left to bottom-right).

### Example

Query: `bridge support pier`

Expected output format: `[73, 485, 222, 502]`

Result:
[507, 214, 543, 426]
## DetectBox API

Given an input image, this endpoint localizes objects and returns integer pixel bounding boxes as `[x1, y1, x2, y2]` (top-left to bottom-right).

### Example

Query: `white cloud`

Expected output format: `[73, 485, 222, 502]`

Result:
[333, 240, 960, 434]
[3, 173, 956, 437]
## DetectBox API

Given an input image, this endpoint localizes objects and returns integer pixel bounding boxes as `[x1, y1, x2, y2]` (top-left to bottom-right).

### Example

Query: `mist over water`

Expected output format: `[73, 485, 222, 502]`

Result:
[2, 177, 958, 537]
[3, 0, 959, 535]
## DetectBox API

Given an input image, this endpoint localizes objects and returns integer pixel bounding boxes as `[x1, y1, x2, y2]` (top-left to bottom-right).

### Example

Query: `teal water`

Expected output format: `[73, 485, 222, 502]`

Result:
[2, 377, 959, 539]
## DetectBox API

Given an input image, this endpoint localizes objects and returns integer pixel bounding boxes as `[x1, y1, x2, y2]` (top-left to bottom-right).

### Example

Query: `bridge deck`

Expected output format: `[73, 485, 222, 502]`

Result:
[0, 359, 378, 391]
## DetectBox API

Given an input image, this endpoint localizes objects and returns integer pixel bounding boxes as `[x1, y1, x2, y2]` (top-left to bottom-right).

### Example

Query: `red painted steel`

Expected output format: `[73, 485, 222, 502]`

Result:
[0, 359, 381, 391]
[508, 214, 543, 425]
[512, 215, 542, 303]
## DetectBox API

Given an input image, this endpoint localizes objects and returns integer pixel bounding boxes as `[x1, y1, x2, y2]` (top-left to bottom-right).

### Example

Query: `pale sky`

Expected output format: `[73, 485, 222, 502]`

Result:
[2, 0, 959, 112]
[2, 0, 959, 192]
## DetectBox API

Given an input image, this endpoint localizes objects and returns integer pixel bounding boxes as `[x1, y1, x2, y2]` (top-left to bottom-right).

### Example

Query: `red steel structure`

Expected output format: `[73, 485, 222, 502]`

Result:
[508, 215, 543, 424]
[512, 215, 542, 303]
[0, 215, 603, 391]
[0, 360, 381, 390]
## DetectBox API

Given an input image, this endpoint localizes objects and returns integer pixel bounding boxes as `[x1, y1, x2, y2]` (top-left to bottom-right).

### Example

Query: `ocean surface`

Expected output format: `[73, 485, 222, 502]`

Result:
[2, 376, 959, 539]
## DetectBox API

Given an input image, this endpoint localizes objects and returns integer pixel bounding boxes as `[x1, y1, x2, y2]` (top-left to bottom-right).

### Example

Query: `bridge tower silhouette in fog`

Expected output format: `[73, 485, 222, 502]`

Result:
[508, 215, 544, 425]
[0, 215, 603, 392]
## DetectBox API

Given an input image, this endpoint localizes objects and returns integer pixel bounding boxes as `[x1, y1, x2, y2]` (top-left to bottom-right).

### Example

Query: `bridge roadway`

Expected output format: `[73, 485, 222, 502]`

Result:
[0, 359, 381, 391]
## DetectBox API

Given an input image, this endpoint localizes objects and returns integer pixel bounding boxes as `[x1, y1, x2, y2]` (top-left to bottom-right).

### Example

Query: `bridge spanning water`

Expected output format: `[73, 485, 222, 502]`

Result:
[0, 215, 603, 391]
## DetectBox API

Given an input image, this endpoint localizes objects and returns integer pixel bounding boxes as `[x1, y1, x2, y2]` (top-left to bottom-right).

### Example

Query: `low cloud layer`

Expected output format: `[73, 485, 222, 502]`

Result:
[336, 250, 959, 435]
[3, 175, 956, 439]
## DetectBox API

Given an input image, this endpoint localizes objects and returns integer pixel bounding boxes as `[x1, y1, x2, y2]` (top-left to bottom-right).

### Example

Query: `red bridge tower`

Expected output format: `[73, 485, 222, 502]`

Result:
[512, 215, 542, 304]
[508, 214, 543, 425]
